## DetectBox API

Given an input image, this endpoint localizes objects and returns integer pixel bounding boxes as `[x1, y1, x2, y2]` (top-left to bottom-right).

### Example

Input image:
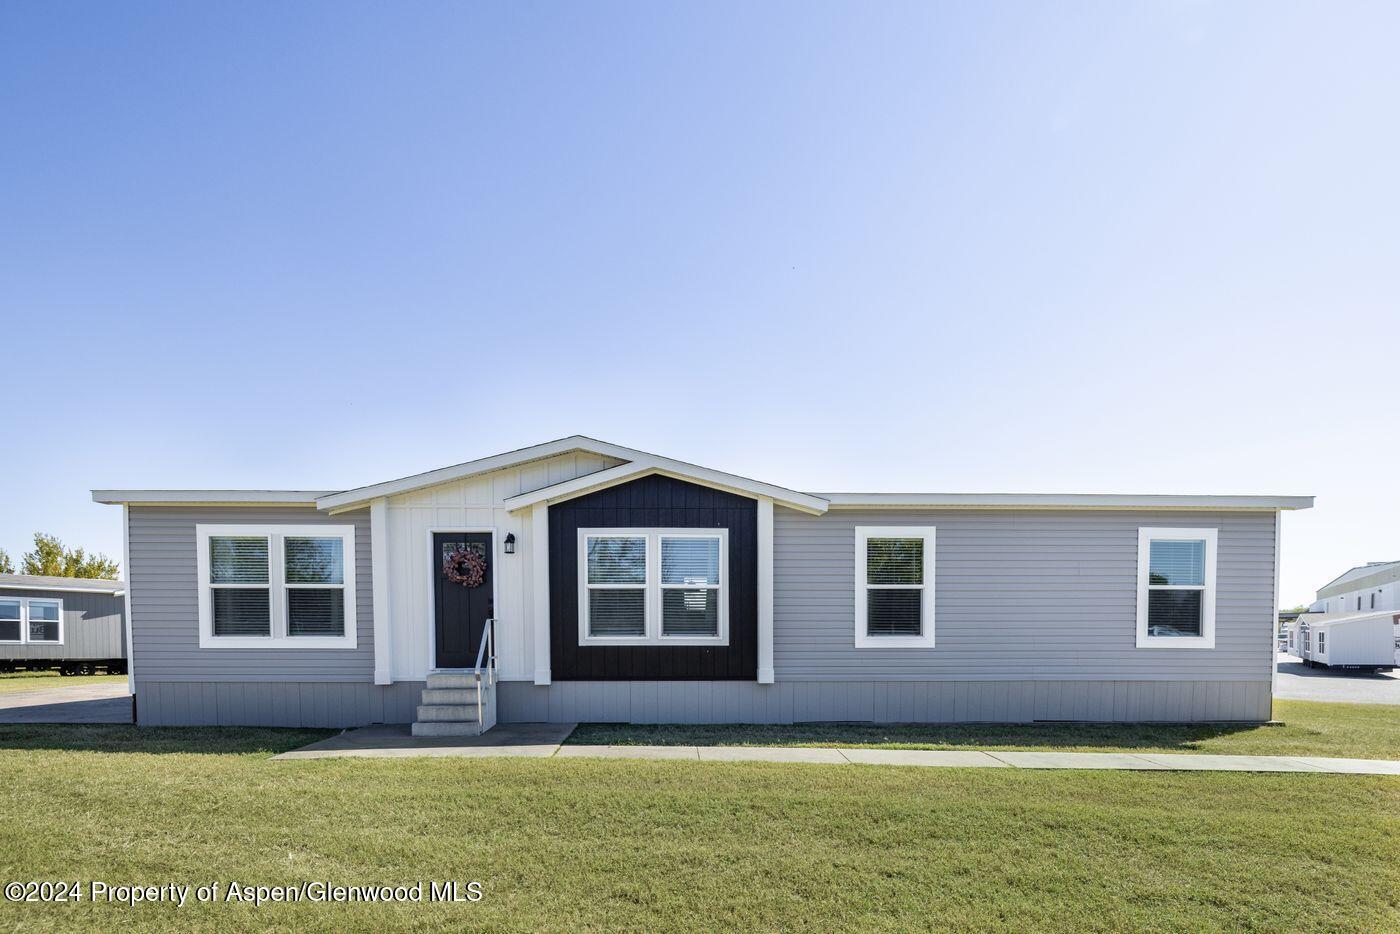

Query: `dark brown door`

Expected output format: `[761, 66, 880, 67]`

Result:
[434, 531, 494, 669]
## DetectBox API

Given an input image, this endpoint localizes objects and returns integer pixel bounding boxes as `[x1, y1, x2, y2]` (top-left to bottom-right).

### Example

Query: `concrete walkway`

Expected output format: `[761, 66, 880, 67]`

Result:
[277, 724, 1400, 775]
[559, 745, 1400, 775]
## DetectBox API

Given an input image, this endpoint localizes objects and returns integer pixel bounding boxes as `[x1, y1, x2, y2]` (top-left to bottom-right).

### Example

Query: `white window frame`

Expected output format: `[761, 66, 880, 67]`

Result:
[854, 526, 936, 649]
[1317, 631, 1326, 655]
[0, 596, 64, 645]
[196, 524, 357, 649]
[1136, 527, 1217, 649]
[577, 528, 729, 646]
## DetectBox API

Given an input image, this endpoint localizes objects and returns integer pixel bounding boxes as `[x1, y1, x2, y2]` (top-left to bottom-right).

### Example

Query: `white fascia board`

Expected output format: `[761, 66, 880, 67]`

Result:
[91, 490, 329, 506]
[502, 458, 829, 515]
[0, 583, 126, 596]
[819, 493, 1315, 511]
[313, 436, 607, 511]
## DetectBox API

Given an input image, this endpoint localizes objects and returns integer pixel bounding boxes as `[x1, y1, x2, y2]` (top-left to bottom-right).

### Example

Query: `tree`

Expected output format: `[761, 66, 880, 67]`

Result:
[0, 548, 13, 575]
[21, 533, 120, 580]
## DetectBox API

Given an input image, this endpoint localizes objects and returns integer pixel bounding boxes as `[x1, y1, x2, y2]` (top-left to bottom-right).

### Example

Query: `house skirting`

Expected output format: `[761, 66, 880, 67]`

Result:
[498, 679, 1273, 724]
[135, 681, 426, 728]
[133, 678, 1273, 727]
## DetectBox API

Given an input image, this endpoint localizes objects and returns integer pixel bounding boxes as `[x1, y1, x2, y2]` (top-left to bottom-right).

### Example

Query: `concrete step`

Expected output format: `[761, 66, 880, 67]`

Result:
[416, 704, 478, 722]
[426, 672, 479, 690]
[411, 720, 484, 737]
[421, 688, 479, 705]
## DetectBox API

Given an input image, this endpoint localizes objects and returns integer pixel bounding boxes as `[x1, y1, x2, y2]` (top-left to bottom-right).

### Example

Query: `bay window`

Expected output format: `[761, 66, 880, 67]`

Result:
[1136, 527, 1217, 648]
[578, 528, 728, 645]
[197, 524, 356, 648]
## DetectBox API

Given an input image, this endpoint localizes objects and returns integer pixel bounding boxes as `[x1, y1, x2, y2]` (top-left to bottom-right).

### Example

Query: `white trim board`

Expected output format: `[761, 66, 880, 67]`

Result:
[0, 583, 125, 596]
[822, 493, 1314, 511]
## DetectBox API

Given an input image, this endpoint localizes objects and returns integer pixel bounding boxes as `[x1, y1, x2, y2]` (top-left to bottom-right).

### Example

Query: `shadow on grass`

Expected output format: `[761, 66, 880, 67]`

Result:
[565, 720, 1280, 752]
[0, 723, 335, 756]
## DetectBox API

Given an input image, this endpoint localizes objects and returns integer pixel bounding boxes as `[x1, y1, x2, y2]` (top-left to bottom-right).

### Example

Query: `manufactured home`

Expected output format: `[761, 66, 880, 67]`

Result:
[0, 574, 127, 674]
[93, 436, 1312, 731]
[1287, 611, 1396, 671]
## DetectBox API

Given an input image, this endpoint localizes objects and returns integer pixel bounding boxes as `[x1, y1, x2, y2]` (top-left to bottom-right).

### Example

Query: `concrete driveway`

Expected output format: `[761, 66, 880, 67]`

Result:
[1275, 654, 1400, 705]
[0, 682, 132, 724]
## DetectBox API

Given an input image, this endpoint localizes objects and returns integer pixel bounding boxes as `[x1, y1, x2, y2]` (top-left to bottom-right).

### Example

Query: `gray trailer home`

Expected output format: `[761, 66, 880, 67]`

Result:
[92, 436, 1313, 731]
[0, 574, 128, 674]
[1292, 611, 1395, 671]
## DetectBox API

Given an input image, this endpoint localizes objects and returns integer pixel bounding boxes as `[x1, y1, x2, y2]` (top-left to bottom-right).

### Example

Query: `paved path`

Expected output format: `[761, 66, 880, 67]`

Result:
[1275, 654, 1400, 705]
[278, 724, 1400, 775]
[0, 683, 132, 724]
[275, 722, 576, 759]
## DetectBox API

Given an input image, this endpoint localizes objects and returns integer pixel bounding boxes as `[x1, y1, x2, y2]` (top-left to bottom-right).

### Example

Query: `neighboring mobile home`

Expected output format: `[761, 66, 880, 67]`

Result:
[0, 574, 127, 674]
[93, 436, 1313, 731]
[1285, 611, 1396, 671]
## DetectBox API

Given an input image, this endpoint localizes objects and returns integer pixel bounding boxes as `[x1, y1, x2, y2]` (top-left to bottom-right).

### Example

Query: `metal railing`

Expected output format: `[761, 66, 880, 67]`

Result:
[473, 618, 496, 731]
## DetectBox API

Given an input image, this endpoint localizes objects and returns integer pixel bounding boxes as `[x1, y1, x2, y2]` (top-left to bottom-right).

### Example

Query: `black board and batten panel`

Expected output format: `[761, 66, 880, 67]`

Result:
[548, 475, 757, 680]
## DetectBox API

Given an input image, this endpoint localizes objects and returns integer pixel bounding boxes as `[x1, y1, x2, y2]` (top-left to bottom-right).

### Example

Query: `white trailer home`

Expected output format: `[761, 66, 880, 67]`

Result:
[1291, 611, 1396, 671]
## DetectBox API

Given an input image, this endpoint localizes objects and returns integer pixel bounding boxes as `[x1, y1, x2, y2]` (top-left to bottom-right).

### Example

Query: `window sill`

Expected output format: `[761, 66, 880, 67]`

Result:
[579, 636, 729, 647]
[855, 635, 936, 649]
[198, 635, 358, 650]
[1136, 636, 1215, 649]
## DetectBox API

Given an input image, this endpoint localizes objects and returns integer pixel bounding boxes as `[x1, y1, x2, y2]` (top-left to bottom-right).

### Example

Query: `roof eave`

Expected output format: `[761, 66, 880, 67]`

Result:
[92, 490, 329, 506]
[818, 494, 1315, 511]
[503, 460, 829, 515]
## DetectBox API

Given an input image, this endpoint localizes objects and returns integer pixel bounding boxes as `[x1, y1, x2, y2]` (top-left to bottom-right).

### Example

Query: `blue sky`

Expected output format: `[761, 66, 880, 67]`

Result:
[1, 2, 1396, 606]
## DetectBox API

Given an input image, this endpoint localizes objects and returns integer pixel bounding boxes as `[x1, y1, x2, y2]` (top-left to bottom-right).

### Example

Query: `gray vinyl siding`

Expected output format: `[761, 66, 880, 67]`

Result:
[0, 589, 125, 661]
[126, 505, 373, 683]
[774, 508, 1277, 683]
[498, 680, 1272, 723]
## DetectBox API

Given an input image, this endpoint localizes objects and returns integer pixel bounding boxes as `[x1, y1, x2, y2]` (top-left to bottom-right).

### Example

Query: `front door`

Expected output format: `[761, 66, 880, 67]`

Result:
[434, 531, 494, 669]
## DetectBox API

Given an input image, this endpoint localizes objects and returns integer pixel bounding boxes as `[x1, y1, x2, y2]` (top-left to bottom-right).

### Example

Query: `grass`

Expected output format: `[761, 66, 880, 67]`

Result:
[0, 670, 126, 694]
[568, 700, 1400, 760]
[0, 724, 1395, 932]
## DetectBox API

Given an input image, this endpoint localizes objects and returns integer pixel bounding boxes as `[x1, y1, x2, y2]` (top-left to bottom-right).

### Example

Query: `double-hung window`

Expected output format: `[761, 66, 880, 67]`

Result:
[1136, 527, 1217, 648]
[0, 597, 63, 645]
[578, 529, 727, 645]
[854, 526, 936, 648]
[197, 525, 356, 648]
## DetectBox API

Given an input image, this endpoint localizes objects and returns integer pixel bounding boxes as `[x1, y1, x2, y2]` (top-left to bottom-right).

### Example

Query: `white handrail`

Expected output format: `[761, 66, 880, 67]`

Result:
[473, 618, 496, 729]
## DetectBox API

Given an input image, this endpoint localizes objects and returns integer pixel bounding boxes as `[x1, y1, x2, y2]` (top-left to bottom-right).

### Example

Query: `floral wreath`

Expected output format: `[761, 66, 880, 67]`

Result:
[443, 545, 487, 588]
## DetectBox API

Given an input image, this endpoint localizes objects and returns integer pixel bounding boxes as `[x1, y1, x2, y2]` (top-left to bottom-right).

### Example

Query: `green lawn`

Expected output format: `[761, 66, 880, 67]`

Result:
[568, 700, 1400, 760]
[0, 671, 126, 694]
[0, 725, 1396, 931]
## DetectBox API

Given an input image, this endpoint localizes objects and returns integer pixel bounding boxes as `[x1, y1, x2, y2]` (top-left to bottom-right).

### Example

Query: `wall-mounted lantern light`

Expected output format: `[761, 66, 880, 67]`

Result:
[504, 533, 516, 555]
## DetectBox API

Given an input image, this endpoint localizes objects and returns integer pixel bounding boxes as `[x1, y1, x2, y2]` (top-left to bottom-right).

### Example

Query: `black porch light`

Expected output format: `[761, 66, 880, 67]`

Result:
[504, 533, 516, 555]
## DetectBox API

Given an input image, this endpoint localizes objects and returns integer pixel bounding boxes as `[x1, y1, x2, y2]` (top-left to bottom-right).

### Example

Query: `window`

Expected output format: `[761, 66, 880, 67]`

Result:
[0, 597, 63, 645]
[1317, 631, 1326, 654]
[1372, 592, 1377, 609]
[27, 599, 61, 642]
[1358, 595, 1363, 611]
[0, 600, 21, 643]
[197, 525, 356, 648]
[855, 526, 936, 648]
[1137, 527, 1217, 648]
[578, 529, 727, 645]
